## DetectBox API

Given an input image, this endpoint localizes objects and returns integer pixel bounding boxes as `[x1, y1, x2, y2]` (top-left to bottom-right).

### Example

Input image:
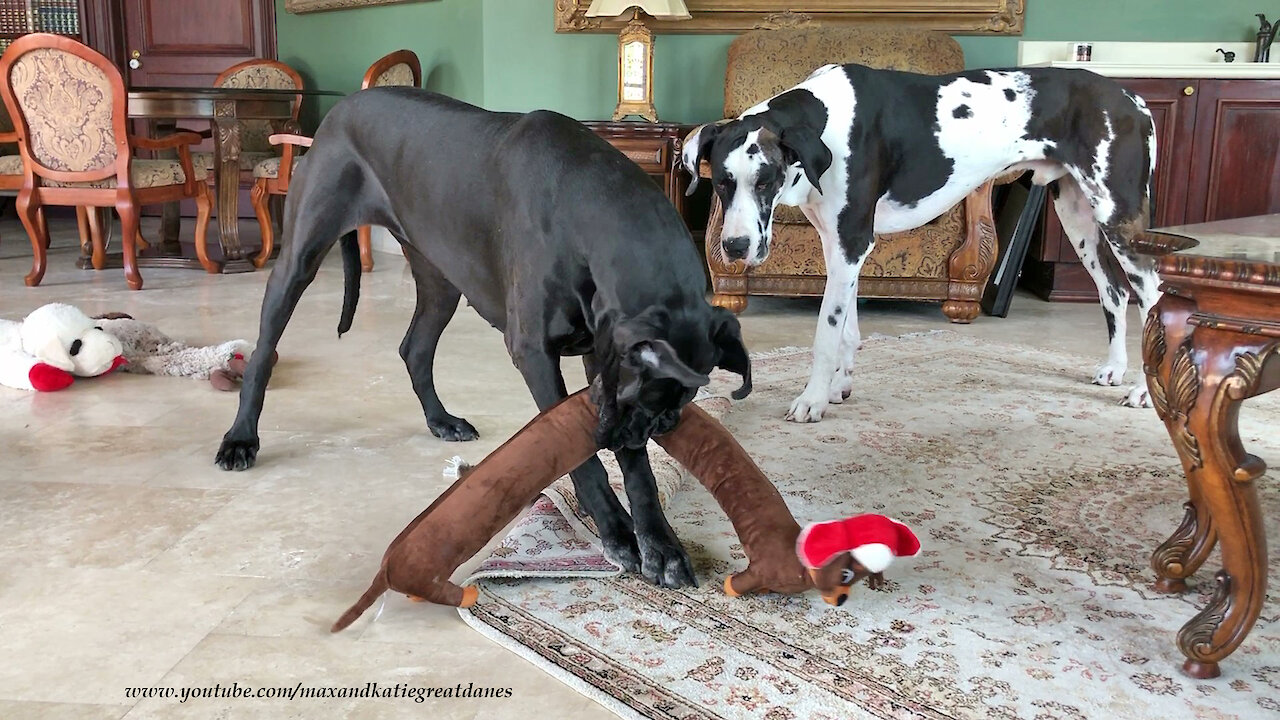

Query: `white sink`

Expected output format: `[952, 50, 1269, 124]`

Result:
[1018, 41, 1280, 79]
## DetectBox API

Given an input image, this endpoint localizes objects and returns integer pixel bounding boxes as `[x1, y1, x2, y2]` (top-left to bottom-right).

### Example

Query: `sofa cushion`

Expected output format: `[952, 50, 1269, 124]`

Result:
[725, 27, 964, 118]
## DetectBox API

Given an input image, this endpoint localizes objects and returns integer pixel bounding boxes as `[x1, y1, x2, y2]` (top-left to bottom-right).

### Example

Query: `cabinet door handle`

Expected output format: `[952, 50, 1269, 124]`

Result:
[1183, 85, 1195, 96]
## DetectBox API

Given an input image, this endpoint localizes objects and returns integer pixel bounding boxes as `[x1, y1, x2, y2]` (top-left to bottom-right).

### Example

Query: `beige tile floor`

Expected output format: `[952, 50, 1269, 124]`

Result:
[0, 215, 1149, 719]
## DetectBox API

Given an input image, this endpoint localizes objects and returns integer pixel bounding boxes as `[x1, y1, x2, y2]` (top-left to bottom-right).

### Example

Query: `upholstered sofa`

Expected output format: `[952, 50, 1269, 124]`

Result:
[702, 27, 999, 323]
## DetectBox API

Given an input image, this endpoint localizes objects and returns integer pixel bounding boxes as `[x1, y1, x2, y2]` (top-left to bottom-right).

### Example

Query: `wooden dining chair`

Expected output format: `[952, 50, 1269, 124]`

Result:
[0, 33, 212, 290]
[190, 59, 305, 181]
[355, 49, 421, 272]
[247, 133, 310, 268]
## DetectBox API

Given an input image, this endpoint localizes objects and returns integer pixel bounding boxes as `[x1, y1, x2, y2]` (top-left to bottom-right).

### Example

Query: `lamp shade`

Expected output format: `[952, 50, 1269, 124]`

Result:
[584, 0, 691, 20]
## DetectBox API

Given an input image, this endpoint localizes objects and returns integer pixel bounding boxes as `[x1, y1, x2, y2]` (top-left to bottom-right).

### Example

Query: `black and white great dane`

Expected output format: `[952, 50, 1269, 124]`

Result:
[683, 64, 1161, 421]
[214, 88, 752, 588]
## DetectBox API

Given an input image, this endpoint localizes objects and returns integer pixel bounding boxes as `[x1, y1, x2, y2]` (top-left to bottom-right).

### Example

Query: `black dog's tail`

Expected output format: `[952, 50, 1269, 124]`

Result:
[337, 231, 361, 337]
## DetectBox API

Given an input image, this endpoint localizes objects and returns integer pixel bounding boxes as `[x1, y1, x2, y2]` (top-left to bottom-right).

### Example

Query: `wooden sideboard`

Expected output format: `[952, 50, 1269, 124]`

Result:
[1024, 77, 1280, 301]
[584, 120, 694, 224]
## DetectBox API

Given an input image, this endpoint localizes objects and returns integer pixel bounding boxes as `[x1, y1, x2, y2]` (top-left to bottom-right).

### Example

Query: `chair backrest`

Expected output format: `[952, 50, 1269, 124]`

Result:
[724, 27, 965, 118]
[214, 59, 304, 155]
[362, 49, 421, 90]
[0, 33, 127, 183]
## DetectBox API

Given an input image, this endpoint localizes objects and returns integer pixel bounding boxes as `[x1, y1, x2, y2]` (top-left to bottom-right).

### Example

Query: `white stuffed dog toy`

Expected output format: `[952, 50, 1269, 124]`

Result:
[0, 304, 125, 391]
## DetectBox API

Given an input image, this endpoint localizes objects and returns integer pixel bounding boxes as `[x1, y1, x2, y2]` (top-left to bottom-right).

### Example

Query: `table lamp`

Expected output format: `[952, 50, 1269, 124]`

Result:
[586, 0, 690, 122]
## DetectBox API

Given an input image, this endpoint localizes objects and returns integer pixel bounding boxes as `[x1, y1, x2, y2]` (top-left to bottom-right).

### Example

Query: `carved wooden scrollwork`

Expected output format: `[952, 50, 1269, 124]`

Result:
[554, 1, 1026, 35]
[1151, 502, 1198, 579]
[1166, 340, 1204, 470]
[1178, 570, 1234, 662]
[756, 11, 817, 30]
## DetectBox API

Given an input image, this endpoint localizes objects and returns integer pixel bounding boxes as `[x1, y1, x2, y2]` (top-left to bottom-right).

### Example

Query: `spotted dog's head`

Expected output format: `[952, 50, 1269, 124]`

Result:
[591, 305, 751, 451]
[683, 118, 831, 265]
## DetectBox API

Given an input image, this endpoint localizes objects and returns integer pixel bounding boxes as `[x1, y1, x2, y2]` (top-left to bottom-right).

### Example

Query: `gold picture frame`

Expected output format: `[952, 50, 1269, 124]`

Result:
[555, 0, 1025, 35]
[285, 0, 433, 14]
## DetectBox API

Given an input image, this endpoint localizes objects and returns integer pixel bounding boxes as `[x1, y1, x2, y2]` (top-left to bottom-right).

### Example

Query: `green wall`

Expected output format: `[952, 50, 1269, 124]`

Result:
[277, 0, 1267, 126]
[274, 0, 483, 123]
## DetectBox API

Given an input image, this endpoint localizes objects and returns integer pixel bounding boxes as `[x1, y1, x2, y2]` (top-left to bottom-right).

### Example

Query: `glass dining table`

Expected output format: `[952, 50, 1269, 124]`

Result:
[125, 86, 343, 273]
[1137, 214, 1280, 679]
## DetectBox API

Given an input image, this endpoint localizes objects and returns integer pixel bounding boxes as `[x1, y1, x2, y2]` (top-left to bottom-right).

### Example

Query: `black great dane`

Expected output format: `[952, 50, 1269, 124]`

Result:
[684, 65, 1160, 420]
[215, 88, 752, 588]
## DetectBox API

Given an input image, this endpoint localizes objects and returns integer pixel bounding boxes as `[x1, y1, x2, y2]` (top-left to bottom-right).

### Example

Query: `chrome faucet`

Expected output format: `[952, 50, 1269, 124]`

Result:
[1256, 13, 1278, 62]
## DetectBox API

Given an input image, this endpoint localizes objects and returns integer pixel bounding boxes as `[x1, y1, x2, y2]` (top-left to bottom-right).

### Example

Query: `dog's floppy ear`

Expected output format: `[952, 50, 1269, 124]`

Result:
[779, 125, 831, 194]
[613, 310, 710, 390]
[625, 337, 711, 389]
[710, 307, 752, 400]
[682, 122, 723, 197]
[590, 310, 622, 446]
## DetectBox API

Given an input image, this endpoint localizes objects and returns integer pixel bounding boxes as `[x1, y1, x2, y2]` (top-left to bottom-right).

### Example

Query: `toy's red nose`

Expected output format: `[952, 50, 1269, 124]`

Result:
[109, 355, 127, 372]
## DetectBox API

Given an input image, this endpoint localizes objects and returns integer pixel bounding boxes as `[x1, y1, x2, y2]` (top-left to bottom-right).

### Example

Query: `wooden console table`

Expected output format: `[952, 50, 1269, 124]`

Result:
[1140, 214, 1279, 678]
[583, 121, 690, 219]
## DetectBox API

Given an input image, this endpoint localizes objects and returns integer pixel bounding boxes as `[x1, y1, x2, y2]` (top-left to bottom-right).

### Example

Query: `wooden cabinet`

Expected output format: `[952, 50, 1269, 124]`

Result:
[583, 121, 691, 220]
[1024, 77, 1280, 301]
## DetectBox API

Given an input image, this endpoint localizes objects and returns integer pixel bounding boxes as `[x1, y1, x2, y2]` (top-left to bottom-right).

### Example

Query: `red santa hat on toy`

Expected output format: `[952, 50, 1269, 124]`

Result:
[796, 513, 921, 573]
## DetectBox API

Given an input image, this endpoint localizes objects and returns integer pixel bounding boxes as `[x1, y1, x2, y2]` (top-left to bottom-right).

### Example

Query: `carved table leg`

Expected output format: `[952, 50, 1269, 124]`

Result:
[1173, 333, 1276, 678]
[1145, 298, 1217, 593]
[212, 103, 252, 273]
[943, 180, 999, 324]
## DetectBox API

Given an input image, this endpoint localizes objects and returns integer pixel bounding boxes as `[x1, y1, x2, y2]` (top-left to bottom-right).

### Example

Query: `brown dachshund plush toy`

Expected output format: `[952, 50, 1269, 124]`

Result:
[332, 390, 920, 632]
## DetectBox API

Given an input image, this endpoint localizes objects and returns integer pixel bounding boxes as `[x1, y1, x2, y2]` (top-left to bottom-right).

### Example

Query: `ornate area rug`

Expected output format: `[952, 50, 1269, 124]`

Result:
[459, 332, 1280, 719]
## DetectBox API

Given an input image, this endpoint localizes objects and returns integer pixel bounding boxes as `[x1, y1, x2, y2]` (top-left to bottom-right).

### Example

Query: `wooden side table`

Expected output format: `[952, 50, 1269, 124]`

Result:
[1140, 214, 1280, 679]
[584, 121, 691, 219]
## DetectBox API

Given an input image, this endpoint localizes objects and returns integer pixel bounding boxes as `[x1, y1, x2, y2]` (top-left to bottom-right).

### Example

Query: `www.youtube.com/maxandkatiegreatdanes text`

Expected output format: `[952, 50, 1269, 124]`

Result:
[124, 682, 515, 703]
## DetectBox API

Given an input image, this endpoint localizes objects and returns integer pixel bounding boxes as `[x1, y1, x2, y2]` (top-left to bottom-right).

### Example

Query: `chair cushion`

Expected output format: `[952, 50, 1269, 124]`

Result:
[252, 156, 300, 179]
[372, 62, 415, 87]
[191, 151, 277, 177]
[0, 154, 22, 175]
[46, 159, 186, 189]
[724, 27, 964, 118]
[751, 203, 966, 280]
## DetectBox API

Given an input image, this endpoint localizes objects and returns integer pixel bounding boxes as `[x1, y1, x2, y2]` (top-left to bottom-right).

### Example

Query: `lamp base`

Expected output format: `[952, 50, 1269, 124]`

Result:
[613, 101, 658, 123]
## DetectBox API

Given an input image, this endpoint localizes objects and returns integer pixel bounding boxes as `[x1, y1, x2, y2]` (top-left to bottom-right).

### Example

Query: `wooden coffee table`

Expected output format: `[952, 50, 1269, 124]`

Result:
[1140, 214, 1279, 679]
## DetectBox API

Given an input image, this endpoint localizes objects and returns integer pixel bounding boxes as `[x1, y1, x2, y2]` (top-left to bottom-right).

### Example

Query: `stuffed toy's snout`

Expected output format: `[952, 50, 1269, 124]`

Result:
[20, 304, 124, 378]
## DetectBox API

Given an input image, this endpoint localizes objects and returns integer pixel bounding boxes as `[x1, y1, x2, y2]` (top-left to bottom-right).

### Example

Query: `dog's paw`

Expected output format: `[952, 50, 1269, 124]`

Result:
[1092, 363, 1126, 387]
[786, 389, 830, 423]
[636, 529, 697, 589]
[1120, 385, 1152, 409]
[601, 529, 641, 574]
[827, 371, 854, 404]
[215, 434, 260, 471]
[427, 415, 479, 442]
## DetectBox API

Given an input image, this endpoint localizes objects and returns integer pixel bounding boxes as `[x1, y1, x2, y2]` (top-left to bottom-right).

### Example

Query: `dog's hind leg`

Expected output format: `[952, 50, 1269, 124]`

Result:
[400, 247, 479, 441]
[1053, 178, 1133, 389]
[215, 188, 349, 471]
[1104, 226, 1161, 408]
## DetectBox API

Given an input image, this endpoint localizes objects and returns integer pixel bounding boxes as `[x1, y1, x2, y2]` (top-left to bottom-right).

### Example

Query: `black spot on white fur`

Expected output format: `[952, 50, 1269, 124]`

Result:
[827, 315, 838, 327]
[791, 175, 801, 186]
[747, 143, 759, 155]
[1004, 89, 1016, 101]
[834, 306, 843, 315]
[953, 105, 971, 119]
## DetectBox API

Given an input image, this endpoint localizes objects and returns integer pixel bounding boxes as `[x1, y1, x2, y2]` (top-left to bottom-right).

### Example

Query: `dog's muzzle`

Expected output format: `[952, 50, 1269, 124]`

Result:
[604, 408, 682, 451]
[722, 236, 751, 261]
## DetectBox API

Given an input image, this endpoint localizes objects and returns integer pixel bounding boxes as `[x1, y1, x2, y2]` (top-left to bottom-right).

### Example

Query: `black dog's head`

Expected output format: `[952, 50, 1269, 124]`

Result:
[590, 305, 751, 451]
[682, 118, 831, 266]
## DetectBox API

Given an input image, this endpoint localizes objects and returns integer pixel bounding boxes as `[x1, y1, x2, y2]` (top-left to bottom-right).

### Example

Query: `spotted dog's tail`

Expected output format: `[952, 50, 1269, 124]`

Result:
[337, 231, 361, 337]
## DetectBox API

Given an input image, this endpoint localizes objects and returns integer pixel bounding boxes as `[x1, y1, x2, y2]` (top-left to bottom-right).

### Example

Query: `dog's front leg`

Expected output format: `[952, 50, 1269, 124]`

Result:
[788, 209, 871, 423]
[616, 446, 696, 588]
[510, 341, 641, 572]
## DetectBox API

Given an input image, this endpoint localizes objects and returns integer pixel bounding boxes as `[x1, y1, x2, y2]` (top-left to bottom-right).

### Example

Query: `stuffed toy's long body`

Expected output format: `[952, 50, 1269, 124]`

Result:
[332, 391, 909, 632]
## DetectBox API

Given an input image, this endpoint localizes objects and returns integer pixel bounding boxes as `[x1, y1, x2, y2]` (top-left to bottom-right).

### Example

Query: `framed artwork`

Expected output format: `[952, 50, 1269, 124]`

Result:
[286, 0, 434, 14]
[554, 0, 1025, 35]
